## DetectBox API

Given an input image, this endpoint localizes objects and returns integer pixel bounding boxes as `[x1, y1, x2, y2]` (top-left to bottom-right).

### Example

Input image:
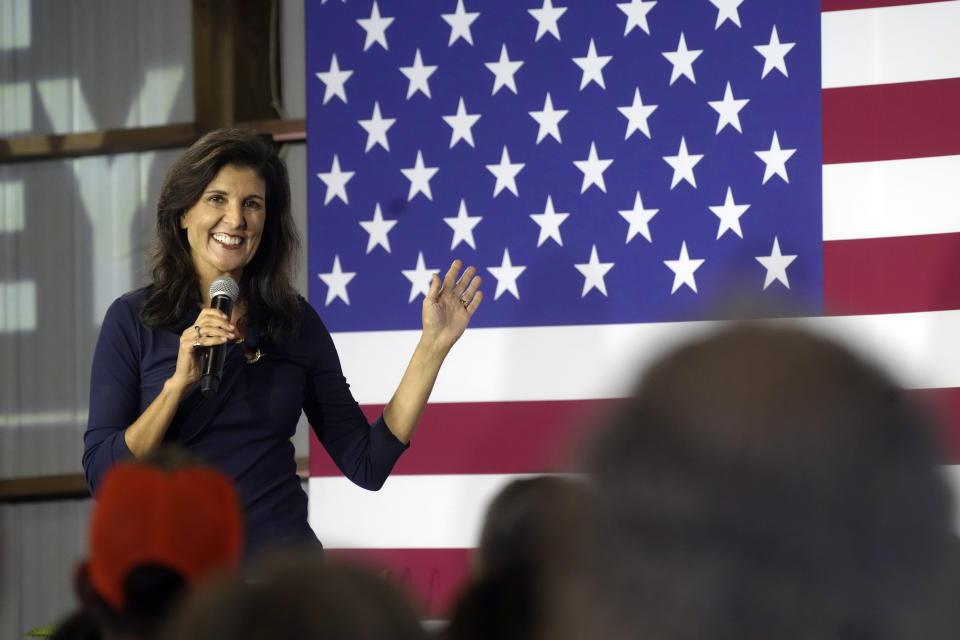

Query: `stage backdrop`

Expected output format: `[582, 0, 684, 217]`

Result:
[304, 0, 960, 617]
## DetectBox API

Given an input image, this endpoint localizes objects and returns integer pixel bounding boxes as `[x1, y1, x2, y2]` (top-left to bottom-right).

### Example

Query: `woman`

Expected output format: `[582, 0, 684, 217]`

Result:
[83, 128, 482, 554]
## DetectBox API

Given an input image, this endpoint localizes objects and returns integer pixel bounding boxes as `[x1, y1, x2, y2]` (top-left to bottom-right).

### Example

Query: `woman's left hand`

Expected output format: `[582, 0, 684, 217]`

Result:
[422, 259, 482, 354]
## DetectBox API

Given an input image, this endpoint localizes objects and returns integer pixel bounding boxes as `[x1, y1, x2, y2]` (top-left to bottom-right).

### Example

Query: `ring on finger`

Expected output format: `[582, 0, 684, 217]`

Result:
[193, 339, 201, 348]
[194, 325, 201, 339]
[460, 297, 470, 310]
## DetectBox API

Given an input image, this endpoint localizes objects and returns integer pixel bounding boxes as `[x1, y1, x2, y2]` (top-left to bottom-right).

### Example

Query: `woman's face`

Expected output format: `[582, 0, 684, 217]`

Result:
[180, 164, 267, 284]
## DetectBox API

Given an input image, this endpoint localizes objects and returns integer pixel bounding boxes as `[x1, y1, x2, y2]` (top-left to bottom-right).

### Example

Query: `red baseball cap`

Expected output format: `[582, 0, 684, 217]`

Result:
[87, 463, 244, 609]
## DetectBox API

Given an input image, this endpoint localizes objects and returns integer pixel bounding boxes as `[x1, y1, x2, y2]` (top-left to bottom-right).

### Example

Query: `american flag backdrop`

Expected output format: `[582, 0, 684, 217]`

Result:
[305, 0, 960, 617]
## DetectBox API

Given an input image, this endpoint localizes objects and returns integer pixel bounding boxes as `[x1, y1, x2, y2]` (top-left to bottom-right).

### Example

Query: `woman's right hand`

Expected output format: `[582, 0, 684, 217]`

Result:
[169, 309, 236, 390]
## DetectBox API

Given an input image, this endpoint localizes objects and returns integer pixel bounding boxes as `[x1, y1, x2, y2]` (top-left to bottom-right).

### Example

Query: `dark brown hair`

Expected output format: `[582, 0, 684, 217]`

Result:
[583, 325, 960, 640]
[162, 552, 428, 640]
[444, 476, 594, 640]
[141, 128, 301, 344]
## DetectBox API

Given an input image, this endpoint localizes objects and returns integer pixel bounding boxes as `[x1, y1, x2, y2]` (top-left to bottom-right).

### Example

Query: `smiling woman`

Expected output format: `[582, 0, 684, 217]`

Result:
[179, 164, 266, 289]
[81, 128, 483, 556]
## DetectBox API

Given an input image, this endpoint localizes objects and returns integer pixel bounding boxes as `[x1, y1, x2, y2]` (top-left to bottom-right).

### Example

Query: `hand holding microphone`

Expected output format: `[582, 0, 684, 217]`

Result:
[199, 277, 239, 397]
[172, 277, 239, 396]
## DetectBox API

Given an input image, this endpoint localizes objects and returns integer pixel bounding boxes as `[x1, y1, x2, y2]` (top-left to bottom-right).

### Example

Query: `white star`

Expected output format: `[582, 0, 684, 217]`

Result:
[663, 137, 704, 189]
[755, 26, 795, 78]
[485, 44, 524, 95]
[487, 249, 526, 300]
[358, 101, 396, 152]
[358, 203, 397, 254]
[441, 0, 480, 46]
[400, 49, 437, 99]
[401, 252, 440, 303]
[573, 142, 614, 194]
[529, 93, 568, 144]
[442, 97, 481, 148]
[708, 81, 749, 134]
[443, 199, 482, 250]
[708, 0, 745, 29]
[574, 245, 615, 297]
[400, 150, 439, 201]
[317, 155, 354, 205]
[529, 0, 567, 42]
[755, 131, 796, 184]
[708, 187, 751, 239]
[756, 237, 797, 289]
[530, 195, 570, 247]
[486, 146, 525, 197]
[617, 0, 657, 36]
[618, 191, 659, 243]
[664, 242, 705, 294]
[572, 39, 612, 90]
[618, 87, 658, 139]
[318, 255, 356, 306]
[315, 54, 353, 105]
[356, 0, 394, 51]
[662, 33, 702, 85]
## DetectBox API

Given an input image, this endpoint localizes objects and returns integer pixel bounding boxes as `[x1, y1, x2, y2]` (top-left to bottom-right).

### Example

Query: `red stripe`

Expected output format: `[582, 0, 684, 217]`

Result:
[823, 233, 960, 316]
[310, 388, 960, 473]
[822, 0, 954, 11]
[823, 79, 960, 164]
[325, 548, 471, 619]
[322, 391, 960, 622]
[310, 399, 616, 476]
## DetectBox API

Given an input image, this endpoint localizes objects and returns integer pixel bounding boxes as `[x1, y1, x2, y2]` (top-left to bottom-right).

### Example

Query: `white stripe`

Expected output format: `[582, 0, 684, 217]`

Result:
[823, 155, 960, 240]
[0, 280, 36, 332]
[311, 467, 960, 549]
[309, 474, 538, 549]
[331, 309, 960, 404]
[822, 1, 960, 89]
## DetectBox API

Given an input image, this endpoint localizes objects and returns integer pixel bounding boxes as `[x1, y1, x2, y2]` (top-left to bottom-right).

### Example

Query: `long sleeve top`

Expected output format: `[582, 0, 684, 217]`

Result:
[83, 287, 408, 554]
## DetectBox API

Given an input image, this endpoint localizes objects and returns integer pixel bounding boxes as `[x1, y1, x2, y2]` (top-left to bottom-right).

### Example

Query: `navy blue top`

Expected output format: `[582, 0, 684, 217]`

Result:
[83, 287, 408, 554]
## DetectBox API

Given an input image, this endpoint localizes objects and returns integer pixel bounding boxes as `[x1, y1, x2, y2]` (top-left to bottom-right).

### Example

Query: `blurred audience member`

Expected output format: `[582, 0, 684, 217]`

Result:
[48, 609, 102, 640]
[72, 457, 244, 640]
[161, 551, 428, 640]
[582, 325, 960, 640]
[443, 476, 593, 640]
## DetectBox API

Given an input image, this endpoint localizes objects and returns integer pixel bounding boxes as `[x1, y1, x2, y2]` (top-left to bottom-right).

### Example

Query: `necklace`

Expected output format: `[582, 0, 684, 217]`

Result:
[230, 337, 262, 364]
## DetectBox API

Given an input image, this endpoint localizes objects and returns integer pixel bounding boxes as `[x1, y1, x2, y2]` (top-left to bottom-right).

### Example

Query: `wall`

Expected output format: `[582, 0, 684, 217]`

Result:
[0, 0, 309, 634]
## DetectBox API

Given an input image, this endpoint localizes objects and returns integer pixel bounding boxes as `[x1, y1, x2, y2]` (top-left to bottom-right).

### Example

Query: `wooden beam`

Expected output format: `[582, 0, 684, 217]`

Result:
[0, 123, 199, 163]
[193, 0, 278, 131]
[0, 119, 305, 163]
[237, 117, 307, 142]
[0, 456, 310, 503]
[0, 473, 89, 503]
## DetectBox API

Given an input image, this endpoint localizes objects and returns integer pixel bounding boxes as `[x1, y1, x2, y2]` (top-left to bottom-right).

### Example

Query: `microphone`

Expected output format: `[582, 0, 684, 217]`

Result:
[200, 276, 239, 398]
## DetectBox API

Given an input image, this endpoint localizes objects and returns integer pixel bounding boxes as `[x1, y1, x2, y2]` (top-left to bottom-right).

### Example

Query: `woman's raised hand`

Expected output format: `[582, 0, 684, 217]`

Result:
[421, 259, 482, 355]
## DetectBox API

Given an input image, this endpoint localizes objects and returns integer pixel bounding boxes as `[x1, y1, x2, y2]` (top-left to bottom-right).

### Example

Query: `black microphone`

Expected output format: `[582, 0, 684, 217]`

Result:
[200, 276, 239, 398]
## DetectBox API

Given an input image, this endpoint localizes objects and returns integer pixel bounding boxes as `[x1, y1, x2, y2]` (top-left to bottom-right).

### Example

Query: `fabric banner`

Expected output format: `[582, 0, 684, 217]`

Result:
[305, 0, 960, 617]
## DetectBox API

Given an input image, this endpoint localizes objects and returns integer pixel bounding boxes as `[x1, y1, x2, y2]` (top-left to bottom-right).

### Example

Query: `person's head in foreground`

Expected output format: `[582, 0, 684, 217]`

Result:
[160, 551, 428, 640]
[580, 324, 960, 640]
[77, 460, 244, 640]
[444, 475, 592, 640]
